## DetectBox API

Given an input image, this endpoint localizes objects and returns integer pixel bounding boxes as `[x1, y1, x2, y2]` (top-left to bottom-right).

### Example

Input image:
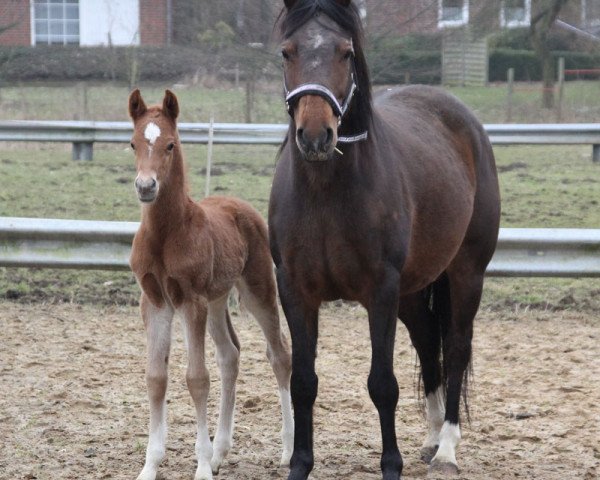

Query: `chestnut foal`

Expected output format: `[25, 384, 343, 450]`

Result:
[128, 89, 293, 480]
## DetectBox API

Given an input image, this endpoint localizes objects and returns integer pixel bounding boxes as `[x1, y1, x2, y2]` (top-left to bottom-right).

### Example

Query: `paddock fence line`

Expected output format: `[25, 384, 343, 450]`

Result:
[1, 120, 600, 161]
[1, 217, 599, 277]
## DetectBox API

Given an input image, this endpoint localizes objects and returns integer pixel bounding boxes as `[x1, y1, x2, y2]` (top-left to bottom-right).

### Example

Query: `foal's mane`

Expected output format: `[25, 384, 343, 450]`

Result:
[278, 0, 372, 134]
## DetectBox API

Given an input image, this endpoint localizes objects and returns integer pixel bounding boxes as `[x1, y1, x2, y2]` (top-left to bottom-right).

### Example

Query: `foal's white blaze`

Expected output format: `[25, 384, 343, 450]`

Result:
[432, 421, 461, 466]
[423, 386, 445, 449]
[144, 122, 161, 145]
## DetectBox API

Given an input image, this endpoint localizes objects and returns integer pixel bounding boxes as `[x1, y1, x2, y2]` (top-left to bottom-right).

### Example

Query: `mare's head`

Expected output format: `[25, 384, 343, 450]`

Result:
[128, 89, 180, 203]
[280, 0, 371, 162]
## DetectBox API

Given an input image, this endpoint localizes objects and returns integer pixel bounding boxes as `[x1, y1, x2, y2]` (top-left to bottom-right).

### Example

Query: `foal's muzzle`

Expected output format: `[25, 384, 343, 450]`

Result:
[135, 177, 158, 203]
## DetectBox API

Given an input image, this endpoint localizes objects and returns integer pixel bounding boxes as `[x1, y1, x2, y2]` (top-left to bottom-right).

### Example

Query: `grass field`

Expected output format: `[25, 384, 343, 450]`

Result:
[0, 81, 599, 310]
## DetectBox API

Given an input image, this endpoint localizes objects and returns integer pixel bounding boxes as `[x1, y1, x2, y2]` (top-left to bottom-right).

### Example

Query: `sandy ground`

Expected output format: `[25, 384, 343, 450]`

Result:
[1, 301, 598, 480]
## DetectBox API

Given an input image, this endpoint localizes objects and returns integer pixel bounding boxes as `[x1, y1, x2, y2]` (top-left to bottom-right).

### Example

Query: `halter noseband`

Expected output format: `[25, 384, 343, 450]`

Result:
[284, 67, 368, 145]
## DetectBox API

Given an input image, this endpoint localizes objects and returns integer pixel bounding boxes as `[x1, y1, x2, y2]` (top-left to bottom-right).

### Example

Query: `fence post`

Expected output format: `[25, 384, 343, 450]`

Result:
[72, 142, 93, 161]
[557, 57, 565, 122]
[506, 68, 514, 122]
[204, 115, 214, 197]
[593, 144, 600, 163]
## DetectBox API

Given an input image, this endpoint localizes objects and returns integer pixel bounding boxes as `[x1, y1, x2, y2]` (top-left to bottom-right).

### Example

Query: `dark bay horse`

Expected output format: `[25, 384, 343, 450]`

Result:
[268, 1, 501, 479]
[128, 90, 293, 480]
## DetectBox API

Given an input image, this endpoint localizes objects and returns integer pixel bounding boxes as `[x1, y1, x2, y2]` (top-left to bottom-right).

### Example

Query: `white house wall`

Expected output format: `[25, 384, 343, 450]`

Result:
[80, 0, 139, 46]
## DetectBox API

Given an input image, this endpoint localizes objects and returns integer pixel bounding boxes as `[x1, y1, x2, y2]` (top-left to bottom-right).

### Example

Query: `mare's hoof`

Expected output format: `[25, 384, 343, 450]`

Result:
[428, 461, 459, 477]
[420, 446, 438, 464]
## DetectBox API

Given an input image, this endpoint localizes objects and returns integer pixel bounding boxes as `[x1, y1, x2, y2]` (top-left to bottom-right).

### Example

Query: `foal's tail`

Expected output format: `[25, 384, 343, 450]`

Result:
[424, 273, 473, 424]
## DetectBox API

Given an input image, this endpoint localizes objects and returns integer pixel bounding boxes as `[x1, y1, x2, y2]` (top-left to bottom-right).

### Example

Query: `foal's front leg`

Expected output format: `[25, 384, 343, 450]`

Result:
[367, 266, 403, 480]
[137, 294, 174, 480]
[180, 298, 213, 480]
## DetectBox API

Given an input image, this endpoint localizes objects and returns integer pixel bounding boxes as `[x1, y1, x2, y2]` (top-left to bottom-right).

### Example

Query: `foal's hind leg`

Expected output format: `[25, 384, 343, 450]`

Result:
[137, 294, 174, 480]
[207, 294, 240, 474]
[237, 277, 294, 466]
[398, 285, 446, 465]
[430, 267, 485, 475]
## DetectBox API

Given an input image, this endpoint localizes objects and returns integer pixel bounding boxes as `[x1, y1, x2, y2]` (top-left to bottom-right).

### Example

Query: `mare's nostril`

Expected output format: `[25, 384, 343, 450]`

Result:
[325, 128, 334, 147]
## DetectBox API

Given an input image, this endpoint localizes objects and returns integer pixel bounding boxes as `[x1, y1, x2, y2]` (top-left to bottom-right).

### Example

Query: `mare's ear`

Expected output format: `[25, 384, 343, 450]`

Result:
[162, 90, 179, 121]
[284, 0, 297, 9]
[128, 89, 147, 120]
[335, 0, 351, 6]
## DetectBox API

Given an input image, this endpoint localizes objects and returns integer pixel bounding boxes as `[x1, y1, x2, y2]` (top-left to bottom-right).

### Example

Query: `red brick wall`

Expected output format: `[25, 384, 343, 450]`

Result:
[140, 0, 168, 46]
[0, 0, 31, 46]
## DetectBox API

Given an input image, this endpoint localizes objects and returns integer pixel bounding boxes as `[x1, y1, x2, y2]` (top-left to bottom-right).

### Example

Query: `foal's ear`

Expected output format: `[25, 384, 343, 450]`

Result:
[128, 89, 147, 120]
[162, 90, 179, 121]
[334, 0, 351, 6]
[283, 0, 297, 9]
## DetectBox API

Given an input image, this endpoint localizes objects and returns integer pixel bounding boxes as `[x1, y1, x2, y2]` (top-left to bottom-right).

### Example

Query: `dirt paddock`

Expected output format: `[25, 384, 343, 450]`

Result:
[1, 301, 598, 480]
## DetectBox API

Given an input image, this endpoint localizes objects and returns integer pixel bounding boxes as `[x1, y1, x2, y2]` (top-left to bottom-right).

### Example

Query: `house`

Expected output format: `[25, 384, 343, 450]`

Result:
[0, 0, 170, 47]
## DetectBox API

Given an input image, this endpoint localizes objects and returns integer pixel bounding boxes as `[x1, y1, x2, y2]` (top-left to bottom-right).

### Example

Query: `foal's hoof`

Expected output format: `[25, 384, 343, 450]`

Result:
[428, 460, 460, 478]
[420, 446, 438, 464]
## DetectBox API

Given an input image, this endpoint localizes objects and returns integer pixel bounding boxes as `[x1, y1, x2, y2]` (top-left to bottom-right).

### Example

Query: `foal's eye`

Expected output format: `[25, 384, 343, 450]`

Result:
[166, 142, 175, 152]
[343, 50, 353, 61]
[130, 142, 135, 150]
[281, 50, 290, 61]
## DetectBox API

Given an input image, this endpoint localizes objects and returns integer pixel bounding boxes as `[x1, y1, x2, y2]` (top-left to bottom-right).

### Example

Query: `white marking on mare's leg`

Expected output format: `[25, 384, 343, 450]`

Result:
[423, 386, 445, 449]
[431, 421, 461, 467]
[144, 122, 161, 145]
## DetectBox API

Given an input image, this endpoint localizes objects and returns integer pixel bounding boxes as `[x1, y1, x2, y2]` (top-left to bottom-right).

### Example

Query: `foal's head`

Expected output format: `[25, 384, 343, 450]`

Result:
[280, 0, 371, 161]
[128, 89, 180, 203]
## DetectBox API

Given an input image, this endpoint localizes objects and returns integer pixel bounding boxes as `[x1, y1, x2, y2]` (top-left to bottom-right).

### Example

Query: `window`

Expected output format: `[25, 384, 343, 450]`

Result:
[582, 0, 600, 27]
[33, 0, 79, 45]
[438, 0, 469, 28]
[501, 0, 531, 28]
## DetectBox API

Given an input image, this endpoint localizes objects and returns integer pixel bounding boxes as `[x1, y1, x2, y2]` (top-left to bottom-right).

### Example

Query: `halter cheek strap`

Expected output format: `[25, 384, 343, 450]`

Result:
[284, 69, 368, 145]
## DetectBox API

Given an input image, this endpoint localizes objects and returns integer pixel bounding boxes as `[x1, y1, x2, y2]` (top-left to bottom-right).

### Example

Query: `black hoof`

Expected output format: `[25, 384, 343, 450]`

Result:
[428, 460, 460, 478]
[382, 471, 401, 480]
[420, 446, 438, 464]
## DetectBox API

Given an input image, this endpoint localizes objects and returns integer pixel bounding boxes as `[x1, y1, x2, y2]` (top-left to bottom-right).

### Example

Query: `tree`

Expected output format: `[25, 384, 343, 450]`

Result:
[530, 0, 571, 108]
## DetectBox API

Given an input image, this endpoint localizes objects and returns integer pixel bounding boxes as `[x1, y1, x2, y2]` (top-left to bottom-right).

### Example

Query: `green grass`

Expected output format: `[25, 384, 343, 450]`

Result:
[0, 81, 599, 310]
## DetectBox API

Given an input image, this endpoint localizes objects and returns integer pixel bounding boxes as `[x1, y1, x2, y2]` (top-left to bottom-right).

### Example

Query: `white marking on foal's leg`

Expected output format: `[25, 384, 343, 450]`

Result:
[279, 386, 294, 466]
[431, 421, 461, 467]
[179, 302, 213, 480]
[422, 386, 445, 450]
[144, 122, 161, 145]
[137, 300, 173, 480]
[207, 296, 240, 474]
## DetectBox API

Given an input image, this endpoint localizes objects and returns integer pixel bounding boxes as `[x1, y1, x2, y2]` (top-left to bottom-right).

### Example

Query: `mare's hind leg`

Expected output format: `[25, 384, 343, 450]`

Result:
[179, 298, 213, 480]
[137, 294, 174, 480]
[237, 276, 294, 467]
[430, 265, 485, 475]
[207, 294, 240, 474]
[398, 283, 446, 465]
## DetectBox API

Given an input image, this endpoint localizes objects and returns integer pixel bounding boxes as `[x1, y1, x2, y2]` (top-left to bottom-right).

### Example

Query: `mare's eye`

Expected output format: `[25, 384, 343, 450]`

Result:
[343, 50, 353, 60]
[130, 142, 135, 150]
[167, 142, 175, 152]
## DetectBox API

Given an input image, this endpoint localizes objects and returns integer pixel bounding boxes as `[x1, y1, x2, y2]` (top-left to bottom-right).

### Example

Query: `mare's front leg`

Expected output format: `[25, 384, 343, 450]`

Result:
[137, 294, 174, 480]
[180, 298, 213, 480]
[276, 268, 319, 480]
[367, 266, 403, 480]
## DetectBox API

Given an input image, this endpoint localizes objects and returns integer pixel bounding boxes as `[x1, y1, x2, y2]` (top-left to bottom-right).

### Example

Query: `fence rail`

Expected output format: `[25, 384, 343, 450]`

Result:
[1, 217, 599, 277]
[1, 120, 600, 161]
